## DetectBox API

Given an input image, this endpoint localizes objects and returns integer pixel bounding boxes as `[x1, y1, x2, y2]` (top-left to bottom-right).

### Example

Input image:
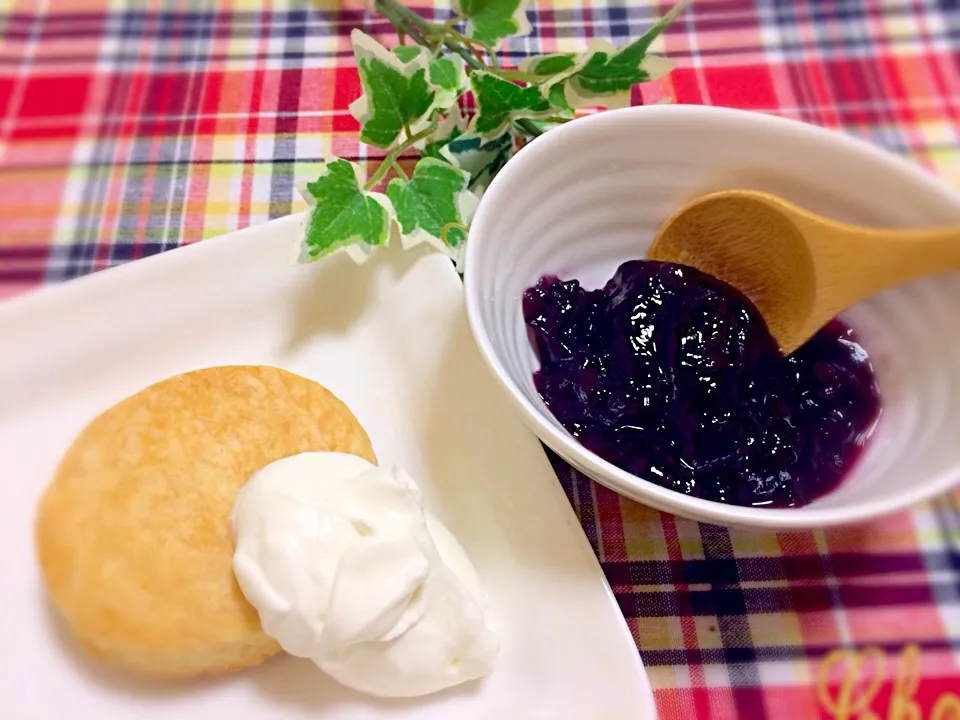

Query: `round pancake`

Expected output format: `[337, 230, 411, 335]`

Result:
[35, 365, 376, 677]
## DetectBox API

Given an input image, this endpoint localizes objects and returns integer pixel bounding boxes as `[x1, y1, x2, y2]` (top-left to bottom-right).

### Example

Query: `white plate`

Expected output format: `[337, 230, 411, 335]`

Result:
[0, 214, 655, 719]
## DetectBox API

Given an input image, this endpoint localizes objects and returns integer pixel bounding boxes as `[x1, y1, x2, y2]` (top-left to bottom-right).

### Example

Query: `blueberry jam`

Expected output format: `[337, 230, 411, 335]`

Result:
[522, 260, 881, 508]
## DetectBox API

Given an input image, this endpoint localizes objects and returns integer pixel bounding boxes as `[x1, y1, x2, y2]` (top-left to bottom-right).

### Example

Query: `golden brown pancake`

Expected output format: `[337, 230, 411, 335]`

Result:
[35, 365, 376, 677]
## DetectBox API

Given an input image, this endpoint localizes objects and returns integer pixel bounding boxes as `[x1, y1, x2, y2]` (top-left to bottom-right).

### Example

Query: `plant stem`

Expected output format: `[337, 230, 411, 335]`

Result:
[440, 221, 469, 246]
[443, 13, 467, 29]
[378, 0, 480, 70]
[391, 159, 409, 180]
[440, 26, 489, 65]
[364, 122, 438, 190]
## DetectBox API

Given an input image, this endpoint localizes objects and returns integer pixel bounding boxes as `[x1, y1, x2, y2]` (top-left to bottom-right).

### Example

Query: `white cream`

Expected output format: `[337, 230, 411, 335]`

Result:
[230, 451, 498, 698]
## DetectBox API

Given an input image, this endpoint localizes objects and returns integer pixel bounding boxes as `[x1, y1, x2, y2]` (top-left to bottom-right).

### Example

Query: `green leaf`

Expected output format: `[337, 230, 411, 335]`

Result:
[518, 52, 577, 78]
[427, 55, 468, 113]
[428, 56, 467, 94]
[454, 0, 531, 47]
[414, 105, 511, 196]
[418, 105, 468, 161]
[469, 70, 551, 139]
[442, 131, 512, 196]
[629, 0, 689, 56]
[559, 1, 685, 108]
[385, 157, 479, 266]
[518, 50, 590, 109]
[296, 158, 395, 264]
[519, 1, 685, 110]
[349, 30, 437, 148]
[391, 44, 425, 63]
[546, 81, 574, 114]
[562, 40, 674, 108]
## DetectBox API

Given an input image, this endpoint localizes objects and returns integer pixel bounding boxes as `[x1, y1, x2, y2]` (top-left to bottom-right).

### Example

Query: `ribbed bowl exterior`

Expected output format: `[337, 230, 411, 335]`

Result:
[465, 105, 960, 530]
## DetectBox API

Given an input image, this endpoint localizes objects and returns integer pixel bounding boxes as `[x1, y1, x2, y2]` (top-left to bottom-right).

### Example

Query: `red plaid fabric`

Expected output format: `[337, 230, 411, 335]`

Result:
[2, 1, 960, 717]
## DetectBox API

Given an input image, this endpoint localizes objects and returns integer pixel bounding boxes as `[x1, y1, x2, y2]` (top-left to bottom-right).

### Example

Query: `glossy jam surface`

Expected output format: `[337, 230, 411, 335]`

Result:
[522, 260, 880, 508]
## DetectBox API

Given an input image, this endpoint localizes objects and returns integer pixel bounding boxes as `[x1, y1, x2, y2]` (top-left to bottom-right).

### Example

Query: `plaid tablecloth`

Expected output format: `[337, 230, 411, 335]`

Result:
[3, 1, 960, 717]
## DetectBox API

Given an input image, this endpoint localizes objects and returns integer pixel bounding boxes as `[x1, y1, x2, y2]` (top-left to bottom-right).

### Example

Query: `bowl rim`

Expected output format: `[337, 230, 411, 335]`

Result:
[464, 104, 960, 530]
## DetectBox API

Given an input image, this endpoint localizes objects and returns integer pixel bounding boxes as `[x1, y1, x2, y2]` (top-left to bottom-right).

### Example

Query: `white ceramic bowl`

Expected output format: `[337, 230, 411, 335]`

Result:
[464, 105, 960, 531]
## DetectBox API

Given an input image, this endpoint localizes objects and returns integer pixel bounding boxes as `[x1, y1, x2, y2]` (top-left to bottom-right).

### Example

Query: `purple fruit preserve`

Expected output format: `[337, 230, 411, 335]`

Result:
[522, 260, 880, 508]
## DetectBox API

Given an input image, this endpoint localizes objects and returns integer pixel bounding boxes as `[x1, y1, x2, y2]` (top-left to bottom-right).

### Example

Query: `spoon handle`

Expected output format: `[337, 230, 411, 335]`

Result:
[810, 224, 960, 316]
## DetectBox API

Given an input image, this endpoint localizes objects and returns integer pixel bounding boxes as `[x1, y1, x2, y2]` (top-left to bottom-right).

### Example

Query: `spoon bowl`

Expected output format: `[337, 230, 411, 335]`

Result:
[647, 189, 960, 354]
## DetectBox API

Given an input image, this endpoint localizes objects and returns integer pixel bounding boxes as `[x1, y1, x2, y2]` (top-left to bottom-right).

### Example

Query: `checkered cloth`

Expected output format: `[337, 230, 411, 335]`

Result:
[3, 1, 960, 717]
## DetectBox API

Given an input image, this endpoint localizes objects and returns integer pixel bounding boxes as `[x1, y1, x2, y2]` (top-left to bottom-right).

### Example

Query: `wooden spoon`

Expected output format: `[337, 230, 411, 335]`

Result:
[646, 189, 960, 355]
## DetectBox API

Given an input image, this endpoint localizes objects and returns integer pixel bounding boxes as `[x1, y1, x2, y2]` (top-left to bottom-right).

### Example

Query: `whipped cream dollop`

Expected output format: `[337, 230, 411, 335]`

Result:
[230, 451, 498, 698]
